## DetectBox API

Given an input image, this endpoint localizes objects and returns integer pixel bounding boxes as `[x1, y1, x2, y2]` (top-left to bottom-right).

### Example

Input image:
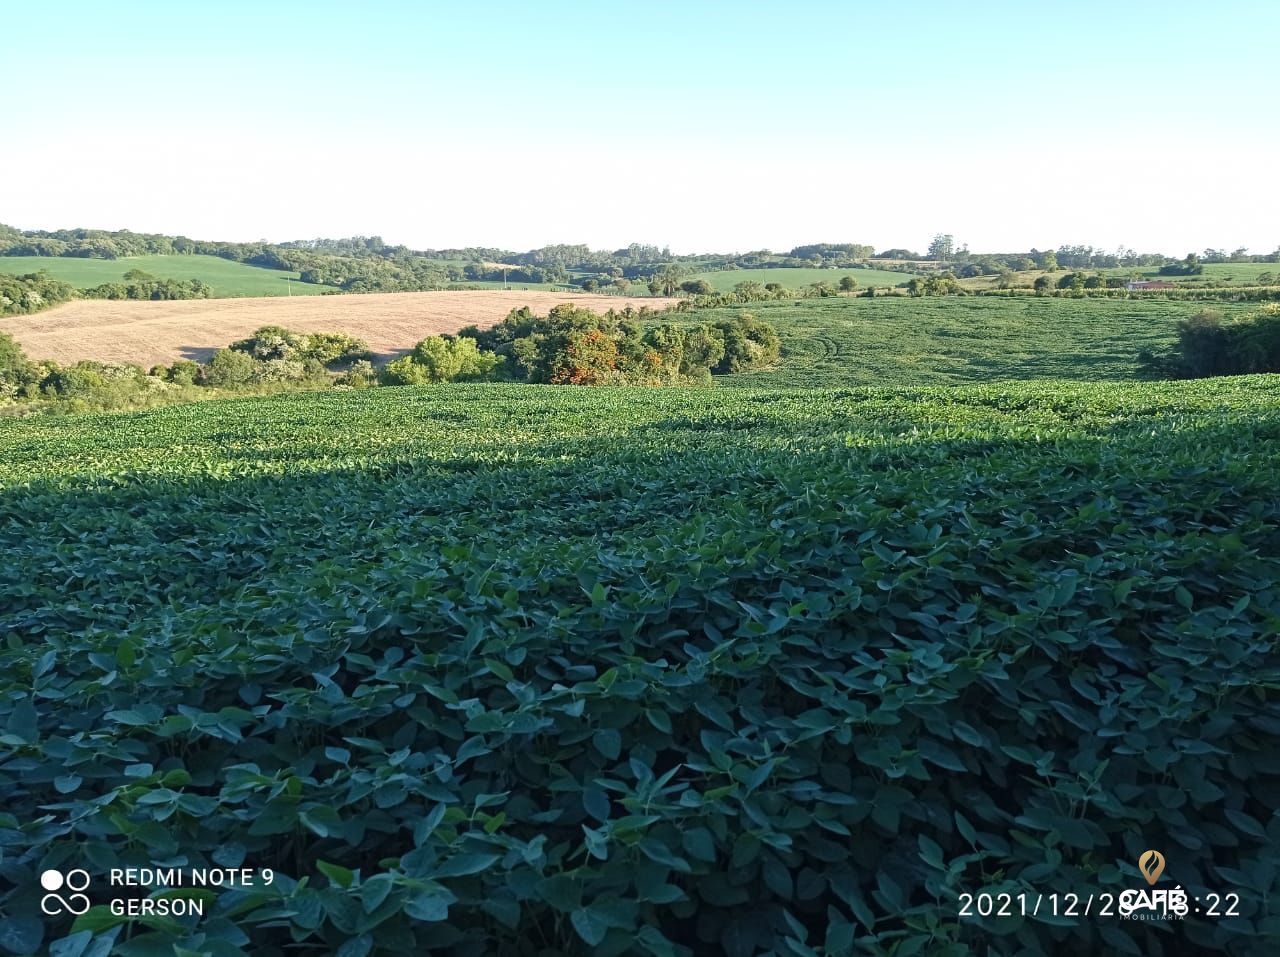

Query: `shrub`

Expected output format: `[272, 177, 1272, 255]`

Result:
[253, 358, 309, 383]
[337, 358, 377, 389]
[230, 326, 302, 361]
[0, 331, 35, 398]
[200, 347, 257, 386]
[412, 336, 499, 382]
[229, 327, 371, 368]
[713, 313, 781, 373]
[304, 331, 373, 368]
[550, 328, 621, 384]
[168, 359, 200, 386]
[1231, 304, 1280, 373]
[379, 355, 432, 386]
[37, 361, 150, 405]
[682, 326, 726, 374]
[1163, 306, 1280, 378]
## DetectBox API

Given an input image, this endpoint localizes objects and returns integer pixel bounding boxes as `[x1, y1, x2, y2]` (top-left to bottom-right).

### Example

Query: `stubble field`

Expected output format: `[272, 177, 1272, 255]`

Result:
[0, 291, 675, 366]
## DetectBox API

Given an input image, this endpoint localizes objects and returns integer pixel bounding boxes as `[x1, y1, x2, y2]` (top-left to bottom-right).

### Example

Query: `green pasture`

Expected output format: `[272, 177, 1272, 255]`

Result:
[0, 254, 328, 298]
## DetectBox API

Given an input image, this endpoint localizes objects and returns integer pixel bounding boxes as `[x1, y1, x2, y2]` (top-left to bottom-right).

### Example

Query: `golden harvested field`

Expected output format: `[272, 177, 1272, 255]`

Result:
[0, 291, 675, 367]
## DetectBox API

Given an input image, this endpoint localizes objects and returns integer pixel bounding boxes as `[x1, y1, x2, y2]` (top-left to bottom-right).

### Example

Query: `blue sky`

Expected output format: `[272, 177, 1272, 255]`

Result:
[3, 0, 1276, 254]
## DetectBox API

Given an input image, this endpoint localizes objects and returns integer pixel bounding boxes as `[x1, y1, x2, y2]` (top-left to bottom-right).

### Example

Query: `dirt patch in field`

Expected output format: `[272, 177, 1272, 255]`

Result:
[0, 291, 676, 367]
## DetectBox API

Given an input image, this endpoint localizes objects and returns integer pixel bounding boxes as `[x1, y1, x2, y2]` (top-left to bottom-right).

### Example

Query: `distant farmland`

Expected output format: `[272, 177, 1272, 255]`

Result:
[0, 254, 324, 298]
[1114, 262, 1279, 285]
[962, 261, 1280, 291]
[0, 290, 676, 367]
[692, 266, 916, 291]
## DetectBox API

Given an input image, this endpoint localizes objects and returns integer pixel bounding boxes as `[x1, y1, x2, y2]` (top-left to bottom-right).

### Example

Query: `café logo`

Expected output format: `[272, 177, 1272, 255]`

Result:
[1138, 850, 1166, 886]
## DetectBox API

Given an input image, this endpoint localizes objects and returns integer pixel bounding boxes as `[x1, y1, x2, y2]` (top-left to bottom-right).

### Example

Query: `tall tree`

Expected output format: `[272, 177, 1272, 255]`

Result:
[656, 264, 686, 297]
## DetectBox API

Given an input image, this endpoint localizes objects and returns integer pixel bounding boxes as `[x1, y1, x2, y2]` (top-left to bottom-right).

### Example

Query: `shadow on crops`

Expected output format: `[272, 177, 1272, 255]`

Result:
[2, 409, 1277, 956]
[3, 410, 1277, 641]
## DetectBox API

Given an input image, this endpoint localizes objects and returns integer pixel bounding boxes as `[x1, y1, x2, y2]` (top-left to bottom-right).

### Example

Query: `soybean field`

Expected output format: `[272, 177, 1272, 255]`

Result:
[2, 379, 1278, 956]
[702, 295, 1255, 388]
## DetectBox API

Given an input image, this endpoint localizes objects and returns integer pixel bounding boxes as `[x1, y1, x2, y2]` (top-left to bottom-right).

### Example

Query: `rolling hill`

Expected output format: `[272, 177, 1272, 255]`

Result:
[0, 254, 326, 298]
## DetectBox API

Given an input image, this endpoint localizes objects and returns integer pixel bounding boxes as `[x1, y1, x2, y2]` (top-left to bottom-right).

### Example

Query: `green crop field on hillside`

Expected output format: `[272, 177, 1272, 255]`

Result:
[1113, 262, 1279, 285]
[697, 295, 1252, 388]
[964, 262, 1280, 292]
[0, 254, 329, 298]
[692, 267, 917, 292]
[2, 375, 1277, 956]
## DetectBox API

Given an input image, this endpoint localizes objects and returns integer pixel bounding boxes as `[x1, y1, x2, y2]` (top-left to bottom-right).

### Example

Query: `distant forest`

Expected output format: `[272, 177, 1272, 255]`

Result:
[2, 225, 1278, 299]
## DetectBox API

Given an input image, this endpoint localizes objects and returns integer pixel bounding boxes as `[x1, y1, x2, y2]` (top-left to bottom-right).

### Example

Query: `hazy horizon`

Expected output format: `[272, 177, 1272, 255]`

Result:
[4, 215, 1275, 261]
[3, 0, 1276, 257]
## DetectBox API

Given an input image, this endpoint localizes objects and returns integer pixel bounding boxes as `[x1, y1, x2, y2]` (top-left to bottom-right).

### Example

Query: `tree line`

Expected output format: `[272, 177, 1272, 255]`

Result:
[6, 223, 1279, 302]
[0, 269, 211, 317]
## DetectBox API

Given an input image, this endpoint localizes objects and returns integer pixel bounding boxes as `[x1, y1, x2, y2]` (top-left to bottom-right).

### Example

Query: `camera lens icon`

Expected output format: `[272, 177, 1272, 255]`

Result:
[40, 869, 92, 915]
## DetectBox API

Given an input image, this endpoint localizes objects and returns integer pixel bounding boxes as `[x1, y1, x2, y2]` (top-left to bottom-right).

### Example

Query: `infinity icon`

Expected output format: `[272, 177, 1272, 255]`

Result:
[40, 868, 92, 915]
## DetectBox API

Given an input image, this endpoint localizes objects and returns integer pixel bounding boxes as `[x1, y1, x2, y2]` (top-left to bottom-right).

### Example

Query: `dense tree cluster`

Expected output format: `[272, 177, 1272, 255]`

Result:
[450, 304, 781, 385]
[295, 255, 454, 291]
[907, 274, 963, 296]
[0, 332, 39, 398]
[1158, 253, 1206, 276]
[1142, 305, 1280, 378]
[0, 224, 196, 259]
[199, 327, 373, 386]
[380, 337, 498, 385]
[84, 269, 212, 301]
[786, 243, 876, 264]
[0, 272, 77, 316]
[227, 326, 371, 366]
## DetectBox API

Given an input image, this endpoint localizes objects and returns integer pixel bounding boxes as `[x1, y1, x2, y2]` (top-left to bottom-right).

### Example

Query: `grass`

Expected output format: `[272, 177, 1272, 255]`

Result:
[0, 254, 329, 298]
[1099, 262, 1279, 285]
[691, 295, 1249, 388]
[1, 378, 1277, 954]
[692, 266, 917, 292]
